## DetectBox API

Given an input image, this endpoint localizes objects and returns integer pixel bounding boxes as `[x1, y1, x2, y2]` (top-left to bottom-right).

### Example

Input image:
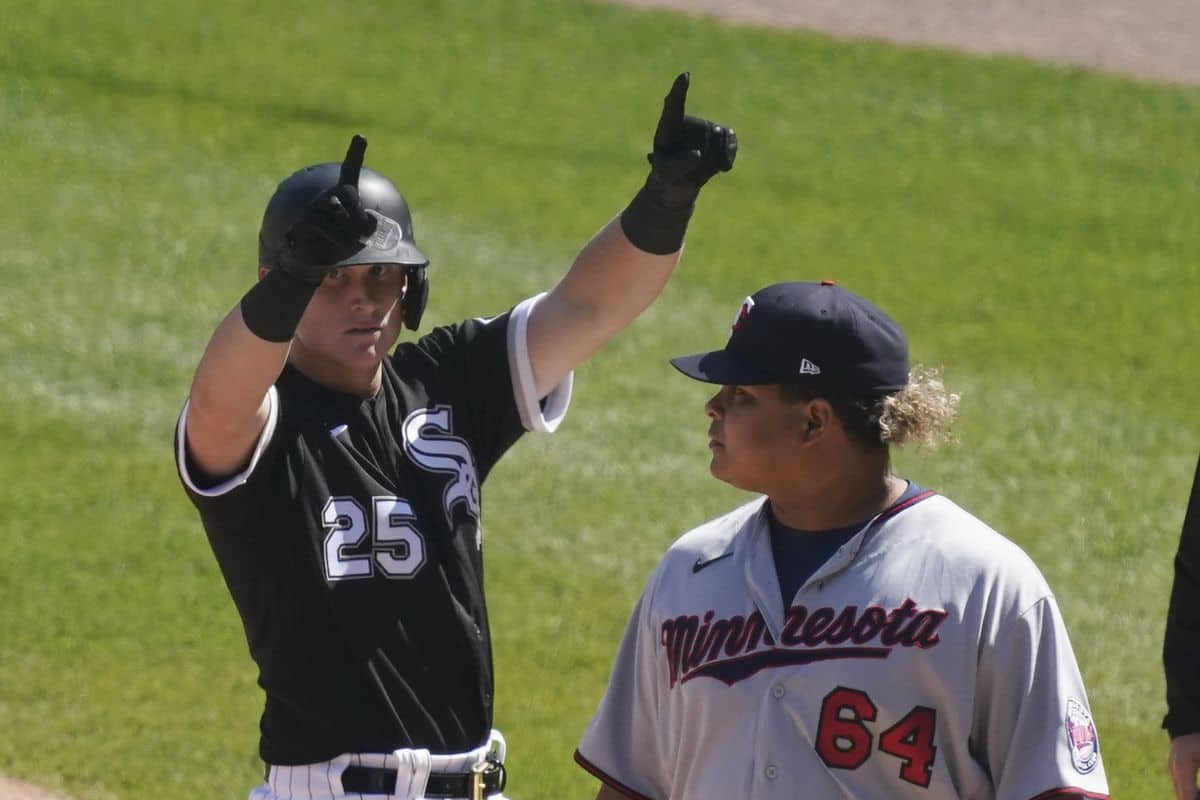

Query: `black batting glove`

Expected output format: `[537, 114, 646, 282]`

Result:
[622, 73, 737, 254]
[274, 134, 378, 284]
[645, 72, 737, 209]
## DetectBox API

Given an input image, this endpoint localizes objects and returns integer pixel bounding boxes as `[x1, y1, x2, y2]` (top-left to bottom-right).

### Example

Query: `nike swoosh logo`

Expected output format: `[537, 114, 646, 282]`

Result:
[692, 552, 734, 574]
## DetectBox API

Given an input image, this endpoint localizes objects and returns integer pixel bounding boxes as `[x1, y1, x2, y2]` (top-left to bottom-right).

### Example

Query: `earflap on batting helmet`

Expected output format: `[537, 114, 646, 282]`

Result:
[403, 265, 429, 331]
[258, 162, 431, 330]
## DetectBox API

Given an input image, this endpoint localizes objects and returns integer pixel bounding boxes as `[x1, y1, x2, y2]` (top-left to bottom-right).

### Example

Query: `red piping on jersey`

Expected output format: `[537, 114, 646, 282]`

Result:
[1027, 789, 1109, 799]
[878, 489, 936, 522]
[574, 750, 657, 800]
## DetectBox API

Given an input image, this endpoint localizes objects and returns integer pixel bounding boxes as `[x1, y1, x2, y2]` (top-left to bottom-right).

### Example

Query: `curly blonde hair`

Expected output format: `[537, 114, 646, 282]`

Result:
[780, 365, 960, 451]
[875, 365, 959, 448]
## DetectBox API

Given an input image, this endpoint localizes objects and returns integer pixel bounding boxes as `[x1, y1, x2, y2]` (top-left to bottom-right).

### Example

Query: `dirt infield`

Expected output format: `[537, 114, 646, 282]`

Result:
[0, 779, 66, 800]
[616, 0, 1200, 85]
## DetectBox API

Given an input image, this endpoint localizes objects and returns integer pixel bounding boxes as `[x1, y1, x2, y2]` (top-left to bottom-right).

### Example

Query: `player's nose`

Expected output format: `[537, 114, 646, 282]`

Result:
[344, 272, 377, 308]
[705, 391, 724, 420]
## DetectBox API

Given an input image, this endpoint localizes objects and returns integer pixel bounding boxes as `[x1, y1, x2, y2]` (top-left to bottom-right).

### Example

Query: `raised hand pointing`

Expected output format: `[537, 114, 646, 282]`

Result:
[275, 134, 379, 283]
[622, 73, 738, 254]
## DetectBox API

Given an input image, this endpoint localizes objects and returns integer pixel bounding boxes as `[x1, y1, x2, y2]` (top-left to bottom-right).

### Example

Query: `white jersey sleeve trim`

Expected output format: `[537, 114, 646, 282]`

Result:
[507, 292, 573, 433]
[176, 385, 280, 497]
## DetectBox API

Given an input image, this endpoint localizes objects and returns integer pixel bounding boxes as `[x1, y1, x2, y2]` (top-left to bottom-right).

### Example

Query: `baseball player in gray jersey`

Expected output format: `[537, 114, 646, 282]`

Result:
[576, 281, 1109, 800]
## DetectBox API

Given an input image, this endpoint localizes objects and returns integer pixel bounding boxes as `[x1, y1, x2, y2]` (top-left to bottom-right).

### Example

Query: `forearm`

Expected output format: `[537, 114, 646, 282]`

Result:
[184, 303, 292, 477]
[524, 73, 734, 399]
[579, 219, 682, 328]
[528, 218, 680, 396]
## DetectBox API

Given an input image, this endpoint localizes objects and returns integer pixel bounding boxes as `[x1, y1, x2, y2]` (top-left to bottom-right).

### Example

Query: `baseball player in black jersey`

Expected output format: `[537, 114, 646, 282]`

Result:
[174, 73, 735, 800]
[1164, 452, 1200, 800]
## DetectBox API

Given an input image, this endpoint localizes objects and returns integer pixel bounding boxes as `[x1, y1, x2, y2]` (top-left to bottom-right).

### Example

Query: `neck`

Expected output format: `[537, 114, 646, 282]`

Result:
[769, 456, 905, 531]
[289, 353, 384, 398]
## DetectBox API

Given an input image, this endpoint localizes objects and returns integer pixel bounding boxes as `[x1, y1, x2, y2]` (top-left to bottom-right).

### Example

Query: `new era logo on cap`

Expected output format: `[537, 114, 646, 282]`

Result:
[669, 281, 910, 393]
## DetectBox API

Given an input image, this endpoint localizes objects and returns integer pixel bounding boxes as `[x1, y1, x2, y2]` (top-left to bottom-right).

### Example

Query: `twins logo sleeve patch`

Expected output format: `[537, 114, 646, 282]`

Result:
[1066, 698, 1100, 774]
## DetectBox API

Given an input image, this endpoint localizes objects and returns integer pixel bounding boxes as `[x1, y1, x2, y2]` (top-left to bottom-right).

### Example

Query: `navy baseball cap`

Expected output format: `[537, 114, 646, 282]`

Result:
[670, 281, 910, 393]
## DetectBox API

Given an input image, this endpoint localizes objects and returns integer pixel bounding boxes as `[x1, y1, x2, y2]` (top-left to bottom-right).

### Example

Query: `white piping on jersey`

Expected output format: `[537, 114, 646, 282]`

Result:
[176, 385, 279, 497]
[506, 293, 572, 433]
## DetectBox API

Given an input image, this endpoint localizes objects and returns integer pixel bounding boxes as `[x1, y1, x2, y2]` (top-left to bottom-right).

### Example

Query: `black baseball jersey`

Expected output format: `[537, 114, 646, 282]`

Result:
[1164, 451, 1200, 737]
[175, 297, 571, 765]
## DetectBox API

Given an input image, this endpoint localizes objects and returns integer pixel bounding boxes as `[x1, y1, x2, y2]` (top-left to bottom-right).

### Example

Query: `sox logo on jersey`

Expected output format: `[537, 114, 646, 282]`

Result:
[321, 405, 482, 582]
[403, 405, 481, 526]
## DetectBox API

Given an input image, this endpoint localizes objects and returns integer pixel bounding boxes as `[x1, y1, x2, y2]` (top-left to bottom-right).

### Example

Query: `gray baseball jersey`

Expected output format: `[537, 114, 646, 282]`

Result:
[576, 491, 1109, 799]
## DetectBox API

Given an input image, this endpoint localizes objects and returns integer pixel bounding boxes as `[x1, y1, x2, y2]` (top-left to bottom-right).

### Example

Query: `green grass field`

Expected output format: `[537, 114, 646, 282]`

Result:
[1, 0, 1198, 797]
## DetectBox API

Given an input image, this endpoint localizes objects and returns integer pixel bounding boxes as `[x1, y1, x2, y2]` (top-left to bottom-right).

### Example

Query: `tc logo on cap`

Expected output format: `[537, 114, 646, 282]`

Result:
[729, 296, 755, 337]
[670, 281, 910, 391]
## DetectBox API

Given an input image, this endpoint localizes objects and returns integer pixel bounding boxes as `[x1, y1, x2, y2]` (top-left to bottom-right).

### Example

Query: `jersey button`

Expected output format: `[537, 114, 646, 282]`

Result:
[764, 765, 778, 780]
[772, 684, 785, 698]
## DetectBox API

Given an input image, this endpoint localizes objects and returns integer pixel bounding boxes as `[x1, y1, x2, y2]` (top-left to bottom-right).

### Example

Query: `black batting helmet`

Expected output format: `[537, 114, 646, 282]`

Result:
[258, 163, 431, 330]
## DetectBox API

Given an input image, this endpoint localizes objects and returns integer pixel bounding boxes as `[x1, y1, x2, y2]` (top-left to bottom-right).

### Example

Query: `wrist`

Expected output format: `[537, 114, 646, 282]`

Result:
[239, 267, 320, 343]
[619, 179, 696, 255]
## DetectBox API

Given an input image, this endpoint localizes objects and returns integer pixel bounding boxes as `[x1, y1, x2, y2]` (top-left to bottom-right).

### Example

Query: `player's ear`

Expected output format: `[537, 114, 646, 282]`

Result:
[798, 398, 833, 444]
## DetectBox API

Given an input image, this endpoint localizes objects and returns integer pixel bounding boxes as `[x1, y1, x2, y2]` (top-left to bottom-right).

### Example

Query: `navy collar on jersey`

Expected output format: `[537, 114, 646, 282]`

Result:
[689, 483, 936, 579]
[766, 480, 929, 537]
[768, 481, 930, 605]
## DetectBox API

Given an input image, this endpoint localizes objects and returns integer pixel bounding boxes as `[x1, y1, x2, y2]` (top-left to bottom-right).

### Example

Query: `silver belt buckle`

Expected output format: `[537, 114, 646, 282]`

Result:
[469, 749, 507, 800]
[469, 759, 487, 800]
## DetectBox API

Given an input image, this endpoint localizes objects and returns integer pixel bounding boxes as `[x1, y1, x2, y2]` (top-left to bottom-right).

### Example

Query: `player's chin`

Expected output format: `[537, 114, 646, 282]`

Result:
[708, 454, 729, 481]
[709, 459, 756, 492]
[338, 343, 389, 369]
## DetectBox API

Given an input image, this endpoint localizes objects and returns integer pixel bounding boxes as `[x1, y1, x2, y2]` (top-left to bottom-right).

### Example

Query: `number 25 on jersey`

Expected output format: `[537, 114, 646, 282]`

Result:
[322, 496, 427, 581]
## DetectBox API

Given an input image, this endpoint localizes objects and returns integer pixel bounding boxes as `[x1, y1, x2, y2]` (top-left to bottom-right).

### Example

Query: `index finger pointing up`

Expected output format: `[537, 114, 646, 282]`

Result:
[339, 134, 368, 187]
[653, 72, 690, 152]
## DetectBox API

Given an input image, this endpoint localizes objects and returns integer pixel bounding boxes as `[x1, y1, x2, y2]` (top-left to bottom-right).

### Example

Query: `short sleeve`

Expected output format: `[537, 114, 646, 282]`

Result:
[396, 294, 573, 484]
[973, 596, 1110, 799]
[174, 385, 280, 501]
[575, 588, 669, 800]
[506, 293, 572, 433]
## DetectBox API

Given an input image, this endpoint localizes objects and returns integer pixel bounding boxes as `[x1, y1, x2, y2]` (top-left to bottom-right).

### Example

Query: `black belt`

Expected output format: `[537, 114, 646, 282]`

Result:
[340, 760, 506, 798]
